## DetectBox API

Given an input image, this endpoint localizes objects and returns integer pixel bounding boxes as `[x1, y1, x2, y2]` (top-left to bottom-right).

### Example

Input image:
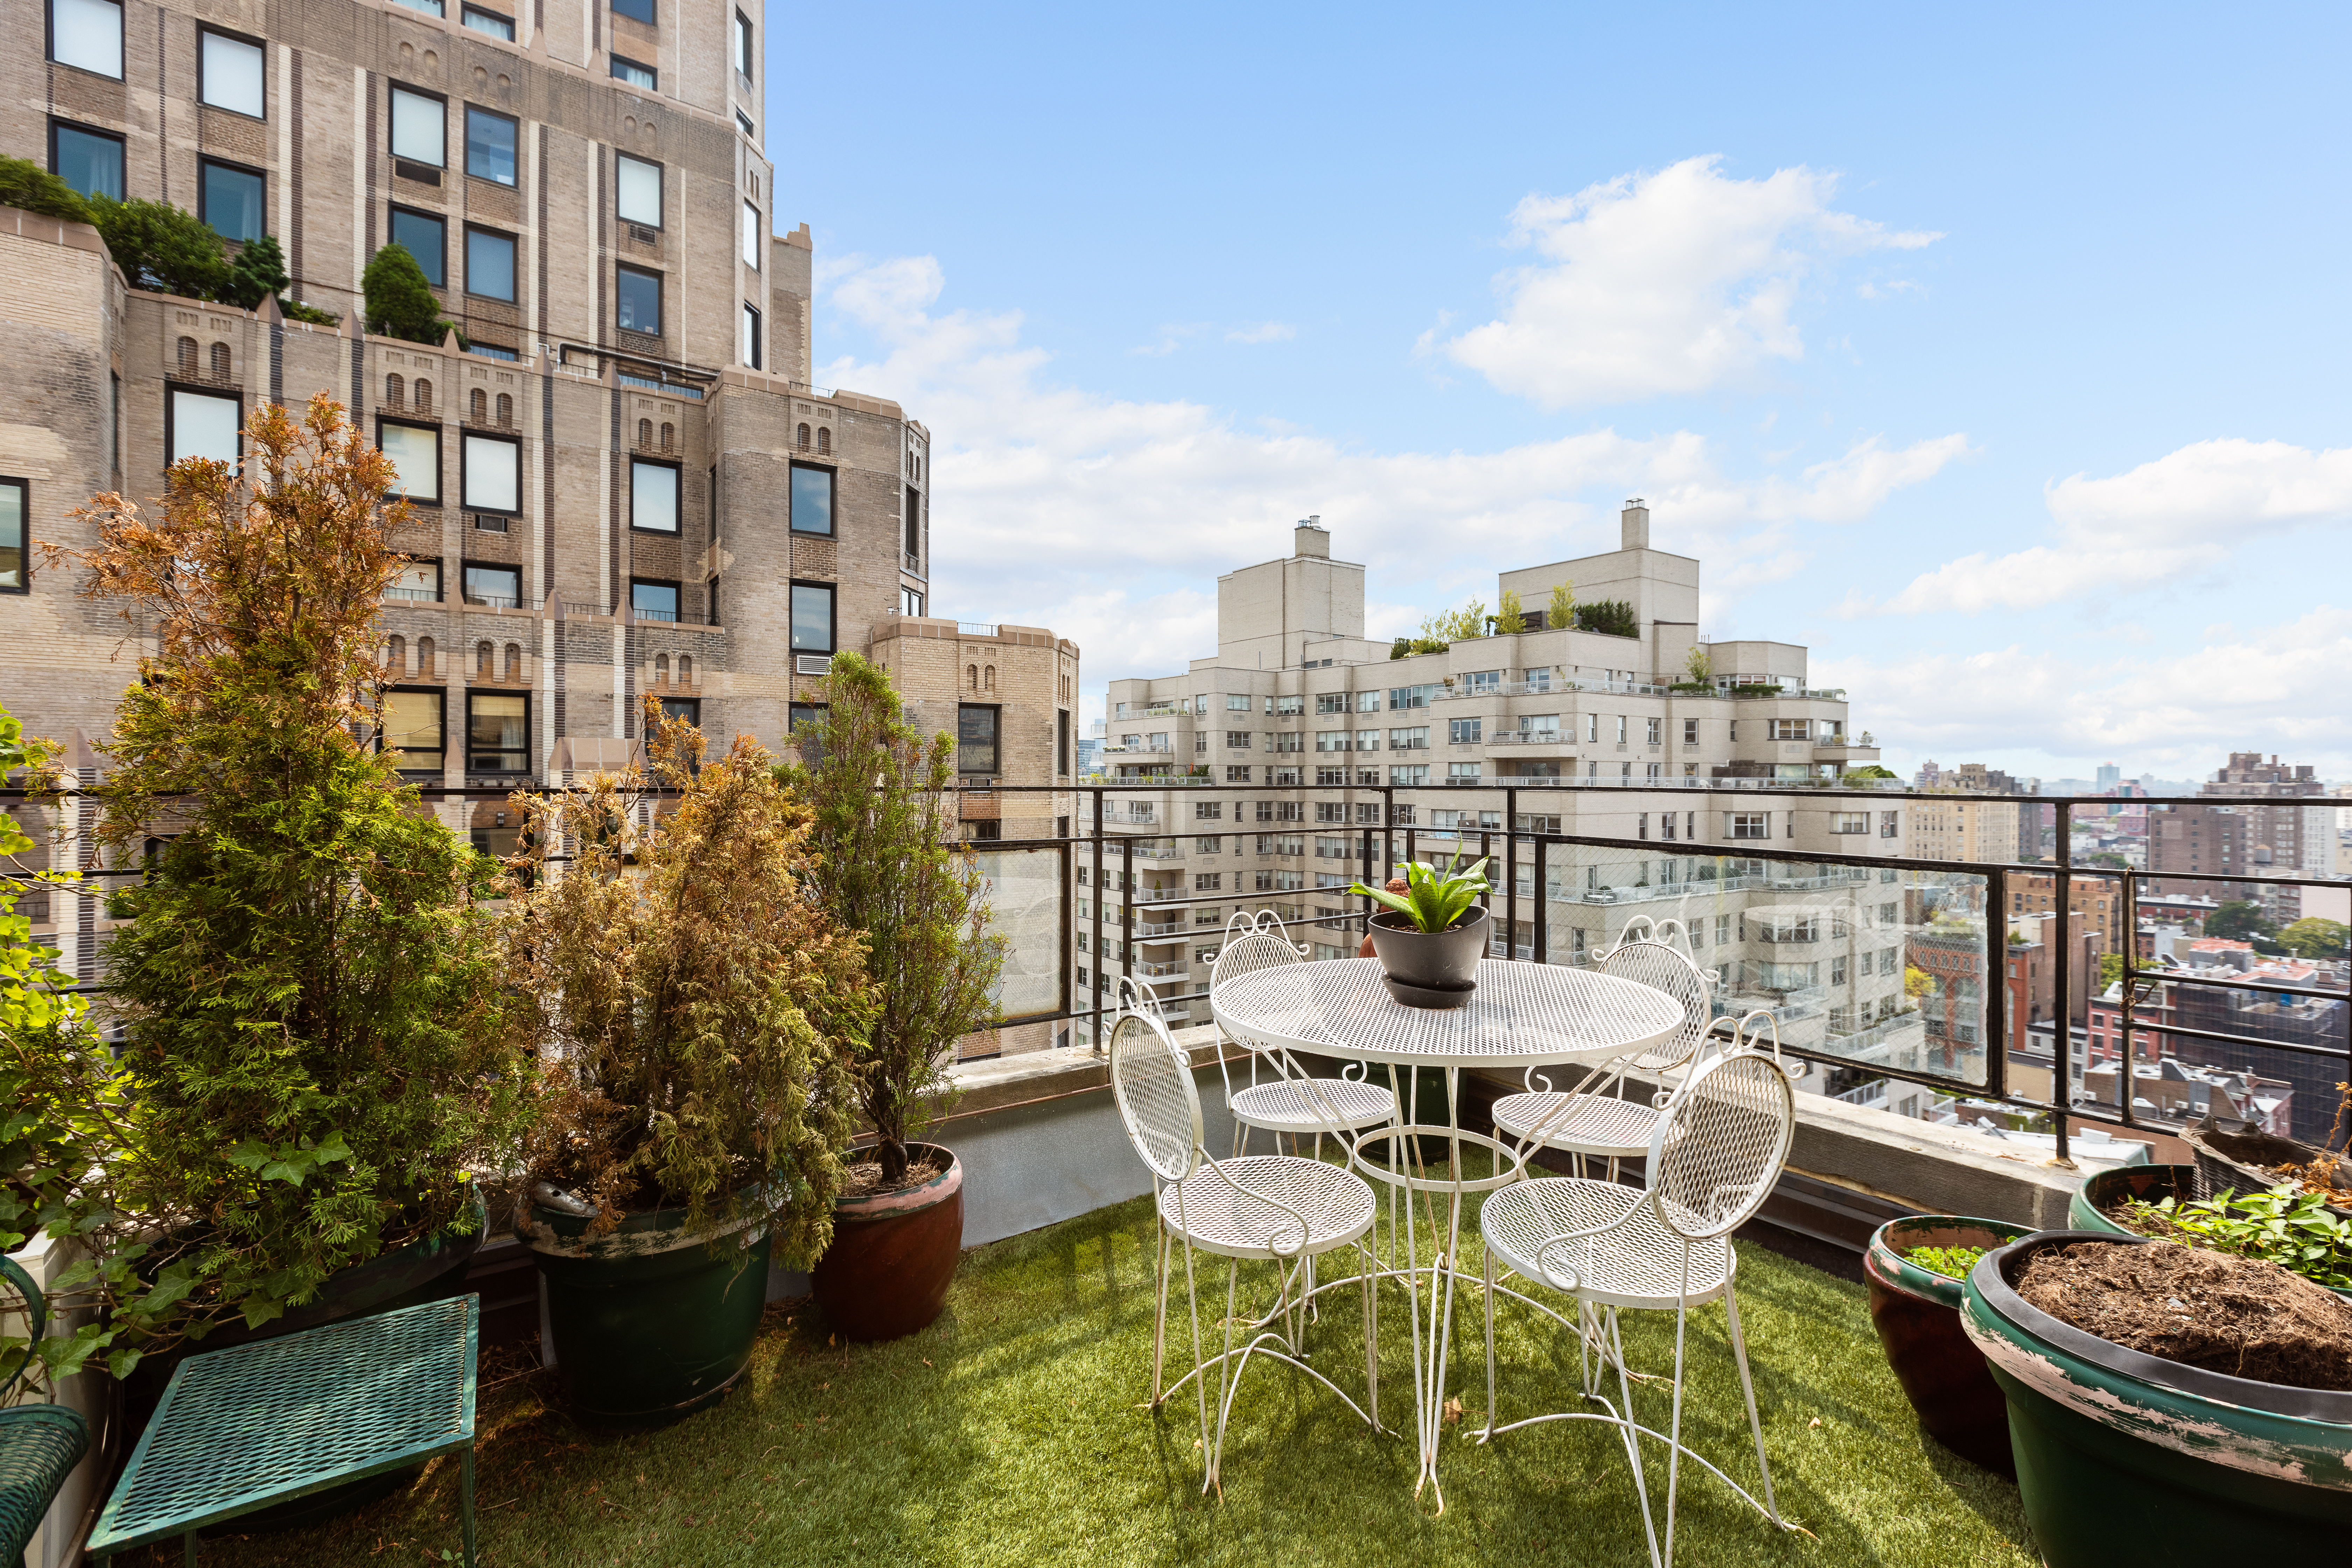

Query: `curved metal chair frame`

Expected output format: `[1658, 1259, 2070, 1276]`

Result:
[1208, 911, 1398, 1159]
[1107, 993, 1383, 1496]
[1475, 1051, 1800, 1568]
[1490, 932, 1718, 1180]
[0, 1253, 92, 1568]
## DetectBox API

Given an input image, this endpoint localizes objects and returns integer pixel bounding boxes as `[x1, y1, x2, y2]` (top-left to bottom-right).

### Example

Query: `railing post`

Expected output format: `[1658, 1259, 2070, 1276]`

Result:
[2116, 869, 2139, 1127]
[1121, 833, 1135, 1006]
[1505, 784, 1519, 958]
[2052, 800, 2072, 1164]
[1090, 787, 1105, 1053]
[1983, 866, 2007, 1102]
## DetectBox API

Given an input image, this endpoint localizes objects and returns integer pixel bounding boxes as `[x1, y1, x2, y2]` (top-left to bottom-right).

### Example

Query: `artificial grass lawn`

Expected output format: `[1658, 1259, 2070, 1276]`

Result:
[174, 1196, 2037, 1567]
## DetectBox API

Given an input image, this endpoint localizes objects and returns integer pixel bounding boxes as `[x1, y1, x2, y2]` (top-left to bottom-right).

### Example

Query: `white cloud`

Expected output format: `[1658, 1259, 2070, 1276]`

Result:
[1226, 322, 1296, 345]
[1436, 156, 1940, 409]
[816, 255, 1967, 680]
[1816, 606, 2352, 776]
[1873, 438, 2352, 614]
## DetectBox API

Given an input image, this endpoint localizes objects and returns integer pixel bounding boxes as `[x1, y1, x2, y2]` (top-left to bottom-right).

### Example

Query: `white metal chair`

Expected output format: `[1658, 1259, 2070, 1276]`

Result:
[1490, 931, 1716, 1180]
[1208, 911, 1397, 1158]
[1107, 997, 1382, 1494]
[1477, 1051, 1799, 1568]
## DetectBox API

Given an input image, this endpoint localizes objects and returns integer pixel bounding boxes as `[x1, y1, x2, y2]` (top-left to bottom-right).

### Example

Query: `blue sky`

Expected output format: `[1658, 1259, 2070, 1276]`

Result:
[765, 3, 2352, 784]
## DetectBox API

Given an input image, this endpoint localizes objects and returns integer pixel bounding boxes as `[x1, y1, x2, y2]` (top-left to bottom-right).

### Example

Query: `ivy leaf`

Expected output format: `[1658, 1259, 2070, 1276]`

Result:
[224, 1140, 273, 1174]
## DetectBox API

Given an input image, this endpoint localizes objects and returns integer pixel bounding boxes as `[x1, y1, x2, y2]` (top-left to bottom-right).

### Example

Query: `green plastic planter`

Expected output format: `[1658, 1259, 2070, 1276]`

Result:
[1862, 1215, 2036, 1476]
[1962, 1230, 2352, 1562]
[521, 1194, 772, 1428]
[2066, 1163, 2198, 1233]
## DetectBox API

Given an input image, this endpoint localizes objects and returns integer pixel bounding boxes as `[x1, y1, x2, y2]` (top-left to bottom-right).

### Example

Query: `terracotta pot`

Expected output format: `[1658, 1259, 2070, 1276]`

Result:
[812, 1143, 964, 1342]
[1863, 1214, 2033, 1477]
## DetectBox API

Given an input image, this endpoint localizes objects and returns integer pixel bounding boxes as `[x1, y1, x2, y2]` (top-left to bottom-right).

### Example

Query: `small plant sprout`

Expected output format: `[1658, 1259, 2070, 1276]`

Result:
[1350, 854, 1490, 934]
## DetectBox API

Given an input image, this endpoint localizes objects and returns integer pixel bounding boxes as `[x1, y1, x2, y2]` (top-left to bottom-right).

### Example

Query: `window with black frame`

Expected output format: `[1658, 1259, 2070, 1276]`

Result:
[382, 688, 445, 771]
[658, 697, 700, 727]
[467, 692, 529, 772]
[50, 120, 123, 201]
[788, 701, 827, 766]
[790, 582, 833, 653]
[789, 462, 832, 534]
[958, 704, 999, 777]
[0, 478, 27, 593]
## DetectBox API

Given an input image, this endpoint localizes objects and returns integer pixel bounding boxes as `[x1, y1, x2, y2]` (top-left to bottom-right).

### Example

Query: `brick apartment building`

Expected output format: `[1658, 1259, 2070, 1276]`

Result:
[2, 0, 1076, 839]
[2148, 753, 2332, 920]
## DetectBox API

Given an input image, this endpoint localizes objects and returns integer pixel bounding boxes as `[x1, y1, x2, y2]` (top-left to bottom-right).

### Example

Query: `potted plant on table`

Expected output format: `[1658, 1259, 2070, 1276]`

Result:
[1350, 855, 1490, 1008]
[1963, 1230, 2352, 1560]
[504, 713, 872, 1424]
[785, 653, 1005, 1343]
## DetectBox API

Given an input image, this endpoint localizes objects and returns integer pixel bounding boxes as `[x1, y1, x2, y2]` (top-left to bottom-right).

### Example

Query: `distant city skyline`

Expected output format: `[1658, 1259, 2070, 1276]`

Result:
[777, 4, 2352, 783]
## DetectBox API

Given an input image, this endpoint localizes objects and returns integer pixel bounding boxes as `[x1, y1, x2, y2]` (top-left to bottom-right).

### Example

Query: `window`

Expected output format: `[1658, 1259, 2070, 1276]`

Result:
[1833, 812, 1869, 834]
[741, 201, 761, 268]
[610, 55, 657, 90]
[1224, 731, 1250, 749]
[733, 9, 754, 76]
[898, 586, 923, 617]
[49, 0, 122, 77]
[1449, 762, 1481, 782]
[616, 265, 662, 334]
[1390, 765, 1429, 786]
[1354, 729, 1380, 751]
[390, 88, 446, 167]
[630, 460, 678, 534]
[387, 558, 440, 602]
[1727, 812, 1768, 840]
[377, 419, 441, 502]
[168, 387, 241, 465]
[789, 463, 833, 534]
[1226, 766, 1251, 783]
[736, 110, 756, 140]
[387, 208, 446, 286]
[1388, 684, 1434, 709]
[791, 582, 834, 653]
[1464, 670, 1502, 694]
[612, 159, 666, 235]
[0, 478, 25, 593]
[49, 120, 124, 201]
[199, 29, 265, 116]
[1387, 727, 1429, 750]
[199, 159, 265, 243]
[1272, 694, 1304, 715]
[1683, 718, 1699, 745]
[465, 227, 516, 301]
[461, 433, 519, 512]
[658, 698, 701, 730]
[611, 0, 653, 19]
[1881, 811, 1900, 839]
[630, 579, 678, 622]
[740, 303, 761, 368]
[461, 4, 514, 38]
[1057, 709, 1070, 776]
[1614, 715, 1628, 743]
[1585, 713, 1599, 742]
[1267, 732, 1303, 754]
[465, 107, 518, 184]
[383, 688, 445, 771]
[1449, 718, 1482, 744]
[462, 562, 520, 608]
[467, 692, 529, 772]
[957, 704, 999, 776]
[1770, 719, 1811, 741]
[904, 485, 921, 557]
[1519, 714, 1560, 739]
[1646, 717, 1662, 745]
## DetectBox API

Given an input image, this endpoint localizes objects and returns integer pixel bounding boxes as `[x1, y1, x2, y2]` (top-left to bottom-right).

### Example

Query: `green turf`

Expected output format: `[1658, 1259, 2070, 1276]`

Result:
[162, 1196, 2037, 1566]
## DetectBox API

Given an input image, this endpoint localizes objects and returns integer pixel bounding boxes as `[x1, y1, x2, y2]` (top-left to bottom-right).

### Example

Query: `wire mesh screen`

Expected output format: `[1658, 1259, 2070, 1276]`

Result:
[1598, 939, 1710, 1070]
[972, 846, 1063, 1024]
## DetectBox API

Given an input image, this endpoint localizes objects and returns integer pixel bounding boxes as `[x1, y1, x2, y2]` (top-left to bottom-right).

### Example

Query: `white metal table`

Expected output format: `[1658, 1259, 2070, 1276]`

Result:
[1210, 956, 1683, 1508]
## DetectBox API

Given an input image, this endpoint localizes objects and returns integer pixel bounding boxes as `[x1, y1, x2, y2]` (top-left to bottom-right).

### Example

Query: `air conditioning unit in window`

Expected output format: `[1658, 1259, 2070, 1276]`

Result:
[629, 224, 659, 246]
[470, 512, 508, 533]
[795, 654, 831, 676]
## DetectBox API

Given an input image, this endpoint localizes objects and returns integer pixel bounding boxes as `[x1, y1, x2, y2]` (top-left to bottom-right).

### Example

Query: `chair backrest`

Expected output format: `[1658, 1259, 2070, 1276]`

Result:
[1598, 938, 1712, 1071]
[1646, 1051, 1794, 1242]
[1108, 1007, 1204, 1185]
[1209, 910, 1303, 1000]
[1116, 972, 1164, 1023]
[0, 1255, 46, 1404]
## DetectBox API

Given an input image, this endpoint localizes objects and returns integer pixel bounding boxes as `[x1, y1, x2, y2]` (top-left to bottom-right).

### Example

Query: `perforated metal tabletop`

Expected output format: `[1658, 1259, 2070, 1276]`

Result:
[1212, 956, 1684, 1069]
[90, 1294, 478, 1564]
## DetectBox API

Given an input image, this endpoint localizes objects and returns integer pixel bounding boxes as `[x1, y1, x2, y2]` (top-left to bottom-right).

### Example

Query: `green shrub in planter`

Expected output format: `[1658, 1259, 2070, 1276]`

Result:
[20, 395, 531, 1371]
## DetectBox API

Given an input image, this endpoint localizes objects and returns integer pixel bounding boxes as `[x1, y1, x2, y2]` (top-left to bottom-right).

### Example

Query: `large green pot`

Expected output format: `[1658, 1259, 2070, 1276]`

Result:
[1862, 1215, 2035, 1476]
[520, 1192, 772, 1428]
[1962, 1230, 2352, 1561]
[2066, 1162, 2198, 1233]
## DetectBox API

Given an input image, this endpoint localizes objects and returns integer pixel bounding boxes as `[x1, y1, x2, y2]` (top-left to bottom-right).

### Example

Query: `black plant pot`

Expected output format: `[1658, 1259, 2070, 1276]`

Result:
[1367, 905, 1488, 1008]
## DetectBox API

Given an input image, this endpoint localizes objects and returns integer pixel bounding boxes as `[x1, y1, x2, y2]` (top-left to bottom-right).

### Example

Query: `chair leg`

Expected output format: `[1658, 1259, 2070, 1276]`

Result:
[1181, 1236, 1213, 1495]
[1478, 1240, 1498, 1441]
[1608, 1308, 1664, 1568]
[461, 1443, 478, 1568]
[1362, 1254, 1380, 1430]
[1151, 1224, 1172, 1406]
[1664, 1297, 1691, 1568]
[1723, 1278, 1782, 1524]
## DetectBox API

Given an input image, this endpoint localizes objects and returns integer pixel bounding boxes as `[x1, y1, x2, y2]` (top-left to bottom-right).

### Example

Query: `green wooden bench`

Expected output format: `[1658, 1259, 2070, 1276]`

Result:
[88, 1294, 477, 1565]
[0, 1254, 92, 1568]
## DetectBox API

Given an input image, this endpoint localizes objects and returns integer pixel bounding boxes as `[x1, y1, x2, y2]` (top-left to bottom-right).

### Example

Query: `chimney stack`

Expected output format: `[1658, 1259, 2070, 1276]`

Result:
[1621, 498, 1650, 551]
[1294, 516, 1329, 558]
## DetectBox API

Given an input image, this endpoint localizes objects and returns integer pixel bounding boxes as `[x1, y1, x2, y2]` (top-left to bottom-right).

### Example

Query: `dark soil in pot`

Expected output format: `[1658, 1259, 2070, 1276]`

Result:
[2015, 1239, 2352, 1390]
[1863, 1215, 2031, 1476]
[812, 1143, 963, 1343]
[2068, 1162, 2197, 1233]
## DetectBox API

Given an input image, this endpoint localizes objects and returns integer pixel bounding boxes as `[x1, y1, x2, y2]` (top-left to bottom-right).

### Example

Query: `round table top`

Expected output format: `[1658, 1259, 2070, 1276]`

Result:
[1210, 957, 1685, 1070]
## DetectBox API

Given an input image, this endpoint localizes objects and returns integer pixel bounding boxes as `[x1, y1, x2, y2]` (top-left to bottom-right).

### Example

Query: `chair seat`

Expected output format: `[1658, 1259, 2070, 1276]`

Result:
[1480, 1176, 1733, 1309]
[1229, 1075, 1396, 1134]
[1159, 1155, 1377, 1262]
[1492, 1091, 1661, 1157]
